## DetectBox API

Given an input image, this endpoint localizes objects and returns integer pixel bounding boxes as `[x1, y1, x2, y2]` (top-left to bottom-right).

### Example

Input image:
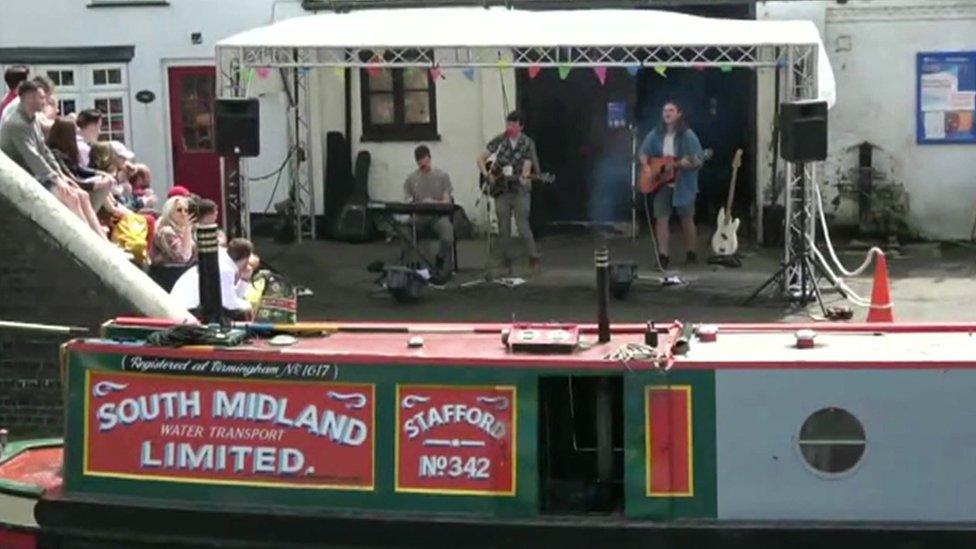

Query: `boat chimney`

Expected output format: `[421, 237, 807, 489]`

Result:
[196, 224, 223, 325]
[595, 244, 611, 343]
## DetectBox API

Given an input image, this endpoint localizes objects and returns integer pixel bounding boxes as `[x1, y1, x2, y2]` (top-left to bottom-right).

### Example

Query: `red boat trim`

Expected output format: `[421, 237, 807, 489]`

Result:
[65, 340, 976, 371]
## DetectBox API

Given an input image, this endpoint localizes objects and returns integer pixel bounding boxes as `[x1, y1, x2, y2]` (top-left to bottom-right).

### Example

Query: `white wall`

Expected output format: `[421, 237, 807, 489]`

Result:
[760, 0, 976, 239]
[345, 62, 516, 229]
[0, 0, 305, 211]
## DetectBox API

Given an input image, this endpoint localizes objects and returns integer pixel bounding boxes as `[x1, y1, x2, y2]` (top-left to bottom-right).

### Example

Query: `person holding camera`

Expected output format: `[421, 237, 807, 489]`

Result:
[148, 195, 197, 291]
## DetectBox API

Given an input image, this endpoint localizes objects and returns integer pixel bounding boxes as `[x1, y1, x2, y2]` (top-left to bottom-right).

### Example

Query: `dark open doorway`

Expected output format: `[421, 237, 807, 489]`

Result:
[517, 4, 757, 239]
[518, 68, 636, 235]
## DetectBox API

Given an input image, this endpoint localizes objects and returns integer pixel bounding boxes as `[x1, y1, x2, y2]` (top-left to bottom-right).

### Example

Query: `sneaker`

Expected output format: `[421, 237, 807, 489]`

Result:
[658, 254, 670, 270]
[686, 251, 698, 264]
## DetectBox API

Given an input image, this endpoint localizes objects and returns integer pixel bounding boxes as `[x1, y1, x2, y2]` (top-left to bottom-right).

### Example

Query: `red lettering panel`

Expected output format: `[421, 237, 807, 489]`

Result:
[396, 385, 516, 496]
[85, 371, 374, 490]
[645, 385, 693, 497]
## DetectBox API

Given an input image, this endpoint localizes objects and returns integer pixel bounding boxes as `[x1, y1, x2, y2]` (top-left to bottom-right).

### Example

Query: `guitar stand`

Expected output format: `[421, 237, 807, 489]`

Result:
[708, 254, 742, 268]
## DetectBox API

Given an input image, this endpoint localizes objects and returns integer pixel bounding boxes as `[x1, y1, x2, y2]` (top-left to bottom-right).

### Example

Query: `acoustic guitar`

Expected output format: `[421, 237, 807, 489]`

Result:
[639, 148, 713, 195]
[710, 149, 744, 257]
[480, 152, 556, 198]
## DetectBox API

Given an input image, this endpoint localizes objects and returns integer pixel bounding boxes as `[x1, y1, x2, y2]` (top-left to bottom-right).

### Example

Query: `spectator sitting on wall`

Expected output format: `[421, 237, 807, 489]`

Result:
[0, 80, 109, 239]
[46, 119, 128, 218]
[148, 195, 197, 291]
[74, 108, 102, 168]
[0, 66, 28, 119]
[192, 198, 227, 246]
[90, 141, 156, 212]
[30, 76, 58, 137]
[170, 237, 255, 321]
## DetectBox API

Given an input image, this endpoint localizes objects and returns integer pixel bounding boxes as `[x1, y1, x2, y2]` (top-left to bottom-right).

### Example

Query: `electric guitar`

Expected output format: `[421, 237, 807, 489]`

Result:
[480, 152, 556, 198]
[710, 149, 744, 256]
[639, 148, 713, 195]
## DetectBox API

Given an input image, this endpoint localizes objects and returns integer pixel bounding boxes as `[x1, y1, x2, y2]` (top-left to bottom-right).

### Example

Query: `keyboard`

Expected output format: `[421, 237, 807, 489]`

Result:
[367, 201, 457, 216]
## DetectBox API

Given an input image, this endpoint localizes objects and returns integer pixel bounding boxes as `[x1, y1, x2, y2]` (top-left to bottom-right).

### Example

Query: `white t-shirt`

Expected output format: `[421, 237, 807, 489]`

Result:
[169, 248, 251, 312]
[76, 134, 91, 168]
[0, 96, 19, 125]
[663, 132, 676, 157]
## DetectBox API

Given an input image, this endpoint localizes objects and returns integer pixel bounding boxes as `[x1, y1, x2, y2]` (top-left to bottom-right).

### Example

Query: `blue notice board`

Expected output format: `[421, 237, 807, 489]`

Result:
[917, 51, 976, 144]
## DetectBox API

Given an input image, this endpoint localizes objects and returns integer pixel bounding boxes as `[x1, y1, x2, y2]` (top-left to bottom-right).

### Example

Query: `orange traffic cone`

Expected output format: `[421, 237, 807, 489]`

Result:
[866, 252, 894, 323]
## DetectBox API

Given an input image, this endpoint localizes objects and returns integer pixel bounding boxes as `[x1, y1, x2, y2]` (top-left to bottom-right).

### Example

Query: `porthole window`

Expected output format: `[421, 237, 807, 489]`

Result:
[797, 407, 866, 476]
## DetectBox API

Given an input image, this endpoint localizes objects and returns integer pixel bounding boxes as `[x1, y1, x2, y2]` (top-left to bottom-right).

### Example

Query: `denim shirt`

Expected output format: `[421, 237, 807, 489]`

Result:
[639, 128, 704, 207]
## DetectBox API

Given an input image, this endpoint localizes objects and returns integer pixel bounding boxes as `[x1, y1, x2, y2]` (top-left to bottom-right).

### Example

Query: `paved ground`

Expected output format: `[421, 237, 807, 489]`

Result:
[257, 230, 976, 324]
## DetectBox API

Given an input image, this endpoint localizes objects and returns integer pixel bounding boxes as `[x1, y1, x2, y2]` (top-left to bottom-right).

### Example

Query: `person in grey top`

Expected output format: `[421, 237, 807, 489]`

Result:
[404, 145, 454, 275]
[476, 110, 541, 275]
[0, 80, 107, 238]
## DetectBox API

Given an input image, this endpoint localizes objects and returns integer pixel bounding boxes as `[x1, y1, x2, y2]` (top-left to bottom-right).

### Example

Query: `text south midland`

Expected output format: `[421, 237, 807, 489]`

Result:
[95, 390, 368, 475]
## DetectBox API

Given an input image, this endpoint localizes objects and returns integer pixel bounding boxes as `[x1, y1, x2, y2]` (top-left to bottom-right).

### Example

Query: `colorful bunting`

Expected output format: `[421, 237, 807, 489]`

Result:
[692, 63, 707, 72]
[593, 66, 608, 86]
[625, 65, 640, 77]
[332, 66, 344, 79]
[527, 66, 542, 79]
[558, 65, 572, 80]
[720, 64, 733, 73]
[653, 65, 668, 78]
[429, 65, 443, 81]
[496, 58, 510, 70]
[243, 68, 254, 87]
[256, 67, 271, 80]
[462, 67, 476, 82]
[298, 67, 310, 76]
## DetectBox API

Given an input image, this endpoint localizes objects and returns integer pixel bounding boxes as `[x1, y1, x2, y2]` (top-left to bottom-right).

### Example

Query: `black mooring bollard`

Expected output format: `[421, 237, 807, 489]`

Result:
[196, 224, 223, 325]
[595, 245, 611, 344]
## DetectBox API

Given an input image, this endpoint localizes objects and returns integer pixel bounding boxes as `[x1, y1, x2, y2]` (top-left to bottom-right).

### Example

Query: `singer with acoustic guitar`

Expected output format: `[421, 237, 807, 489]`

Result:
[639, 100, 705, 269]
[476, 110, 542, 275]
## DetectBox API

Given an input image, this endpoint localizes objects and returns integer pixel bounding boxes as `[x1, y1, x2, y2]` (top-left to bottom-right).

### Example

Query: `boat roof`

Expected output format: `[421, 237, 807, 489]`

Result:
[70, 320, 976, 371]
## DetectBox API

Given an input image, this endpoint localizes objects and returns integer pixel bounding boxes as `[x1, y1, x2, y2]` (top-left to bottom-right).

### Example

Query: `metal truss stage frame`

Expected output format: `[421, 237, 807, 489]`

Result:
[216, 39, 821, 297]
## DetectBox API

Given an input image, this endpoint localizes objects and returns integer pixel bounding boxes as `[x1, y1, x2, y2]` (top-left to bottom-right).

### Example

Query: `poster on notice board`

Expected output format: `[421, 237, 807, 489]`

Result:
[917, 52, 976, 144]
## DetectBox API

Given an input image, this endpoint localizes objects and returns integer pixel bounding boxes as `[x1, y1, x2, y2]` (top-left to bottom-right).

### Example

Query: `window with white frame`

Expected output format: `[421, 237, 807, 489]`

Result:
[11, 63, 132, 144]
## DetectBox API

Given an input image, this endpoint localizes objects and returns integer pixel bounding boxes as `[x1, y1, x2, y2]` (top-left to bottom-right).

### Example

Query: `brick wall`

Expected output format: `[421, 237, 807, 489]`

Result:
[0, 195, 143, 437]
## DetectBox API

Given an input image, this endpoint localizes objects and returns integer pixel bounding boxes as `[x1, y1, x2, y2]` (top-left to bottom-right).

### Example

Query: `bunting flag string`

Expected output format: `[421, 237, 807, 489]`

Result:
[462, 67, 476, 82]
[720, 64, 733, 73]
[593, 66, 608, 86]
[558, 65, 572, 80]
[256, 67, 271, 80]
[242, 68, 255, 87]
[692, 63, 707, 72]
[625, 65, 640, 77]
[331, 66, 344, 79]
[527, 66, 542, 79]
[653, 65, 668, 78]
[429, 64, 443, 81]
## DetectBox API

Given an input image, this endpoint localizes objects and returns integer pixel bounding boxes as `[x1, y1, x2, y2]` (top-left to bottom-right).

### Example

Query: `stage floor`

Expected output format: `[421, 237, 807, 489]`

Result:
[257, 232, 976, 324]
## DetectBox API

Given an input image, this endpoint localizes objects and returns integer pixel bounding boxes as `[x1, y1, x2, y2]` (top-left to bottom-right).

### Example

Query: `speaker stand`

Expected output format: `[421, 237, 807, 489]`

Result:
[744, 161, 828, 316]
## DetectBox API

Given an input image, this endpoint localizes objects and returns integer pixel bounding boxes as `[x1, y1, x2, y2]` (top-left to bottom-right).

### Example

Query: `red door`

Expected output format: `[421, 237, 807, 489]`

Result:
[168, 66, 221, 212]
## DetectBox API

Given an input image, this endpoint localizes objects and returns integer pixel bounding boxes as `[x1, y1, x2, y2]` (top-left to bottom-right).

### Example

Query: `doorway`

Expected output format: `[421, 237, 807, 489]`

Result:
[168, 66, 221, 212]
[518, 67, 636, 235]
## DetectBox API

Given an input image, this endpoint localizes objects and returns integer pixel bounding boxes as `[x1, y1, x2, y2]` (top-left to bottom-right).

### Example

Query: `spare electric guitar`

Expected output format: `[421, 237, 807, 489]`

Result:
[639, 148, 713, 195]
[480, 152, 556, 198]
[710, 148, 744, 256]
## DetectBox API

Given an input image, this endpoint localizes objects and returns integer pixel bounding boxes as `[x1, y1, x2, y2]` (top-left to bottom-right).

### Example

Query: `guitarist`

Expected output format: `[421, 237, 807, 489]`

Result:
[476, 110, 541, 274]
[639, 100, 704, 268]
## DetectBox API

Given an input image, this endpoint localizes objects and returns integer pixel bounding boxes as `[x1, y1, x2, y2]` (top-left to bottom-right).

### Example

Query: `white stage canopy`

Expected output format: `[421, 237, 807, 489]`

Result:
[218, 7, 836, 106]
